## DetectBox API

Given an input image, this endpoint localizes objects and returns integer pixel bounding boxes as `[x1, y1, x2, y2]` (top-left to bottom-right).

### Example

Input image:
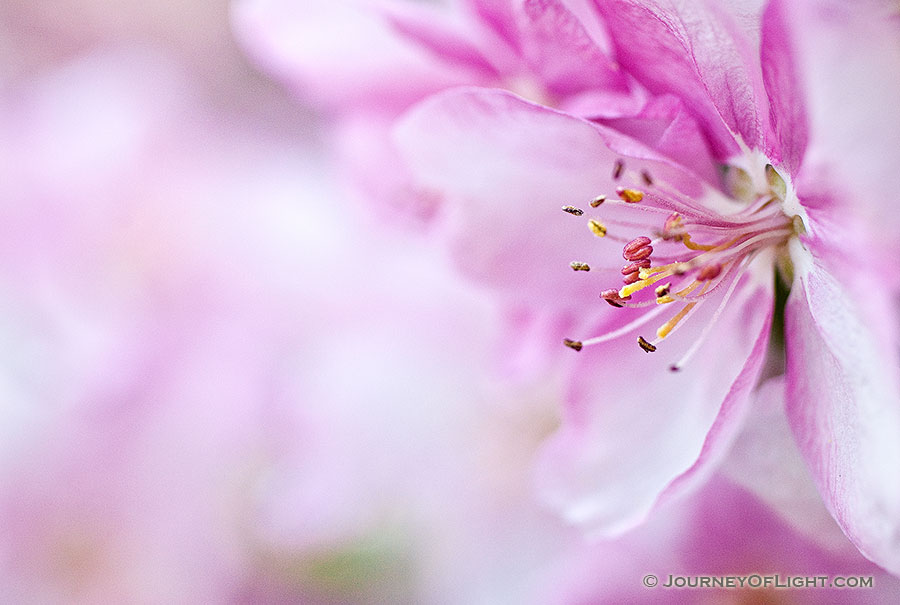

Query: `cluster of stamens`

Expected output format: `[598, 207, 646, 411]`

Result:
[562, 158, 802, 371]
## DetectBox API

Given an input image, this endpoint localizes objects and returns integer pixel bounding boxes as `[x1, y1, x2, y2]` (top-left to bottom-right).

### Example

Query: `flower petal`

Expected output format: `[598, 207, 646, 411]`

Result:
[785, 240, 900, 574]
[519, 0, 627, 96]
[758, 0, 808, 173]
[231, 0, 479, 112]
[774, 0, 900, 252]
[720, 375, 852, 551]
[536, 268, 772, 536]
[591, 0, 770, 159]
[393, 88, 704, 309]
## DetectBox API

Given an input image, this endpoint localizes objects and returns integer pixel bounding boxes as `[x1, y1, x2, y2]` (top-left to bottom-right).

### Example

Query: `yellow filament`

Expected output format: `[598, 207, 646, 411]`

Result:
[619, 271, 670, 298]
[681, 233, 720, 251]
[639, 264, 675, 279]
[655, 282, 710, 340]
[656, 303, 695, 339]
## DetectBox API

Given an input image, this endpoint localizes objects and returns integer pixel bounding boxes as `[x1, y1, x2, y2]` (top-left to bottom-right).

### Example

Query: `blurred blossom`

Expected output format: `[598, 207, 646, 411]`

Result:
[235, 0, 900, 586]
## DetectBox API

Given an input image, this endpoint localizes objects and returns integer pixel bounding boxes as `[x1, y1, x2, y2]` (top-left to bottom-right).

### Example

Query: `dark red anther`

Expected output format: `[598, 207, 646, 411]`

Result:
[612, 159, 624, 180]
[601, 289, 632, 308]
[621, 259, 651, 275]
[697, 263, 722, 281]
[623, 236, 651, 257]
[622, 270, 642, 285]
[623, 245, 653, 261]
[663, 213, 684, 239]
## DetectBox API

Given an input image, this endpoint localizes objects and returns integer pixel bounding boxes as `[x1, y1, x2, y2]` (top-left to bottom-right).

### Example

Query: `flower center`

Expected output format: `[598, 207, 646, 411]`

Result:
[562, 158, 804, 372]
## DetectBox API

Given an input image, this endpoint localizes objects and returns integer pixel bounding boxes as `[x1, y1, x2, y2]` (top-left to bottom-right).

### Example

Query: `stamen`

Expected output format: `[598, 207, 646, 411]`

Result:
[570, 261, 591, 272]
[601, 289, 631, 307]
[588, 219, 607, 237]
[622, 236, 653, 261]
[641, 170, 654, 186]
[654, 283, 671, 298]
[578, 305, 668, 347]
[619, 270, 670, 297]
[669, 262, 746, 371]
[637, 336, 657, 353]
[624, 246, 652, 261]
[563, 339, 583, 351]
[613, 159, 624, 180]
[590, 195, 606, 208]
[562, 205, 584, 216]
[621, 259, 651, 275]
[696, 263, 722, 281]
[655, 302, 696, 340]
[663, 213, 684, 240]
[623, 270, 642, 284]
[616, 187, 644, 203]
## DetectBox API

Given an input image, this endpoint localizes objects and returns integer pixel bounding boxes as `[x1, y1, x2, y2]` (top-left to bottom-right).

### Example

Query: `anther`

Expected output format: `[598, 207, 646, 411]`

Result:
[623, 236, 652, 258]
[589, 195, 606, 208]
[669, 364, 681, 373]
[588, 219, 607, 237]
[641, 170, 654, 186]
[613, 159, 624, 180]
[696, 263, 722, 281]
[663, 213, 684, 240]
[570, 261, 591, 272]
[655, 283, 671, 298]
[563, 339, 583, 351]
[623, 244, 653, 262]
[616, 187, 644, 203]
[623, 270, 642, 284]
[562, 205, 584, 216]
[601, 289, 631, 307]
[621, 259, 651, 275]
[637, 336, 657, 353]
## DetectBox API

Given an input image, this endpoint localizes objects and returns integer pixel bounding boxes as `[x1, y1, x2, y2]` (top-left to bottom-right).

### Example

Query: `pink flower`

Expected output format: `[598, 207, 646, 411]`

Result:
[391, 0, 900, 574]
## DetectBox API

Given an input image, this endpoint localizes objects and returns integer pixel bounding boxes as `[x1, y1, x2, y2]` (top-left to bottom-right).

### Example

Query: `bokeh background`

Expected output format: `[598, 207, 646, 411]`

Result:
[1, 1, 898, 603]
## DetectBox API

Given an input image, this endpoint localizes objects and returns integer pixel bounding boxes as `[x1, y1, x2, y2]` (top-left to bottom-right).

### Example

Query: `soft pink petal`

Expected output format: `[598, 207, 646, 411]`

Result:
[785, 241, 900, 575]
[536, 268, 772, 536]
[463, 0, 522, 56]
[776, 0, 900, 254]
[598, 93, 718, 185]
[393, 88, 705, 310]
[519, 0, 627, 96]
[720, 375, 852, 551]
[591, 0, 770, 159]
[231, 0, 479, 112]
[759, 0, 808, 173]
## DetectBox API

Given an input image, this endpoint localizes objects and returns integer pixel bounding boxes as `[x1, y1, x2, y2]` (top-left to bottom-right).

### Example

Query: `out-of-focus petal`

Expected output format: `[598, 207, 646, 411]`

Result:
[779, 0, 900, 253]
[592, 0, 770, 159]
[393, 88, 705, 309]
[720, 375, 851, 551]
[597, 93, 718, 185]
[519, 0, 627, 96]
[535, 268, 772, 536]
[231, 0, 478, 112]
[759, 0, 808, 174]
[785, 239, 900, 575]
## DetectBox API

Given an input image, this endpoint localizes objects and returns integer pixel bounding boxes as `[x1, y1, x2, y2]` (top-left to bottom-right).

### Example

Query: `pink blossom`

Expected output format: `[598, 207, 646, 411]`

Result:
[390, 0, 900, 575]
